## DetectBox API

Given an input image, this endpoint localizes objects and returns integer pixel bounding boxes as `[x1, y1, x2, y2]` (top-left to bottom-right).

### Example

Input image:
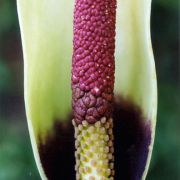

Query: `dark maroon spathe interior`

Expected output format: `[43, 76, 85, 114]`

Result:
[38, 97, 151, 180]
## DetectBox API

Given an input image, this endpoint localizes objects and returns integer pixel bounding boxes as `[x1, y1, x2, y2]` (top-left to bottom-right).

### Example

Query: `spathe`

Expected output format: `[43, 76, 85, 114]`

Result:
[17, 0, 157, 179]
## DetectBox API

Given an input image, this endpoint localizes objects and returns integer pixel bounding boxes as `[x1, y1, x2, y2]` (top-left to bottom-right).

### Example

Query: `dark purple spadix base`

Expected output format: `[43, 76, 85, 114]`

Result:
[72, 0, 116, 124]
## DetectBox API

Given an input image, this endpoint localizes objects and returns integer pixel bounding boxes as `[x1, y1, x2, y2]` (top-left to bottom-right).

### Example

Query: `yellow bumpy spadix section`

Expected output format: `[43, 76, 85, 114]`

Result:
[72, 118, 114, 180]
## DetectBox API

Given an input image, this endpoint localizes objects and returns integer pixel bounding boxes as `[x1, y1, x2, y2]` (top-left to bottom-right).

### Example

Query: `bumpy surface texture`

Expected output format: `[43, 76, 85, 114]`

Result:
[72, 0, 116, 124]
[72, 117, 114, 180]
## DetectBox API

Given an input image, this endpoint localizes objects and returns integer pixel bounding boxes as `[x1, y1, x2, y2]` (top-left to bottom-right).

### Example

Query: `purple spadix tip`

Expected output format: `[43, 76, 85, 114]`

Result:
[72, 0, 116, 124]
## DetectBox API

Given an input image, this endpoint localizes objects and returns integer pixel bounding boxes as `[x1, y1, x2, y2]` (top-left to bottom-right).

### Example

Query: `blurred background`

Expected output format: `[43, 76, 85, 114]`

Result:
[0, 0, 179, 179]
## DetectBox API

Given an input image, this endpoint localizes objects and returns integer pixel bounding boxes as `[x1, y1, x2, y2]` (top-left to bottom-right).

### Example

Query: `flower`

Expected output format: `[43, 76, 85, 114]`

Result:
[17, 0, 157, 179]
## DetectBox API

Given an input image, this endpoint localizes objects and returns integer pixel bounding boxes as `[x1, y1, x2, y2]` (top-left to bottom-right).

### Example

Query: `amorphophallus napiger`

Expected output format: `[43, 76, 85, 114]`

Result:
[17, 0, 157, 179]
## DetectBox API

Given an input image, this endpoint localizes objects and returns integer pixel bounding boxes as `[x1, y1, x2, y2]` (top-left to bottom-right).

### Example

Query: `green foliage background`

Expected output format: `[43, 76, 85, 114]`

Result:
[0, 0, 179, 179]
